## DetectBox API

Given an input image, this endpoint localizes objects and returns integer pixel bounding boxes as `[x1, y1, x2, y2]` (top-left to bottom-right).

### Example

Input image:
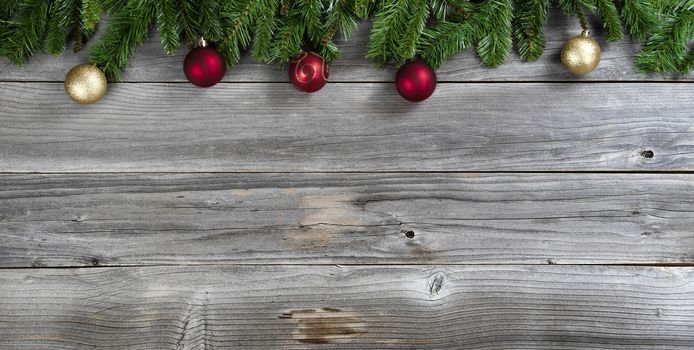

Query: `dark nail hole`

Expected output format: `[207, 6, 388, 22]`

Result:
[404, 230, 415, 239]
[641, 150, 654, 159]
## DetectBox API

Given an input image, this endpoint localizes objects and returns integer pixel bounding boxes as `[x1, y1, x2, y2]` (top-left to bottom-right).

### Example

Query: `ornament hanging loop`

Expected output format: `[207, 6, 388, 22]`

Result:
[197, 37, 208, 48]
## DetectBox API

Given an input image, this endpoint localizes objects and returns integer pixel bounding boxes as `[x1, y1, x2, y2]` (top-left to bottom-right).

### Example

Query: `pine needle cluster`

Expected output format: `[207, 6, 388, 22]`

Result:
[1, 0, 692, 79]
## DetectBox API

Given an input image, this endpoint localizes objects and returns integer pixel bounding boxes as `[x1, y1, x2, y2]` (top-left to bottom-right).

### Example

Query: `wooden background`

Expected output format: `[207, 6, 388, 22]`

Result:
[1, 14, 694, 349]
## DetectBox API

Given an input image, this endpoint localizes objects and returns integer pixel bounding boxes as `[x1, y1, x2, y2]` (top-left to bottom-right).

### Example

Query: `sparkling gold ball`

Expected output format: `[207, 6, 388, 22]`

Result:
[64, 64, 108, 104]
[561, 33, 601, 75]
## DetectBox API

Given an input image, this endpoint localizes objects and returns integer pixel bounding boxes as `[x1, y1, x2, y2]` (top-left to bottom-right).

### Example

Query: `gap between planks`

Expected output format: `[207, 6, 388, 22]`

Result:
[4, 170, 694, 174]
[1, 262, 694, 270]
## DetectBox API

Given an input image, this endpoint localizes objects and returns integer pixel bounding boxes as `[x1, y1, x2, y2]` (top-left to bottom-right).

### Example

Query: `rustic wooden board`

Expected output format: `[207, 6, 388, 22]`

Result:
[0, 14, 690, 82]
[1, 82, 691, 172]
[0, 265, 692, 349]
[2, 173, 693, 267]
[1, 7, 692, 349]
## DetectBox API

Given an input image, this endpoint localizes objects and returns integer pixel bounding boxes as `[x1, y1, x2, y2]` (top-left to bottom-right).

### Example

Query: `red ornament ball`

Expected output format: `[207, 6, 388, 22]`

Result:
[395, 60, 437, 102]
[289, 52, 329, 93]
[184, 46, 226, 87]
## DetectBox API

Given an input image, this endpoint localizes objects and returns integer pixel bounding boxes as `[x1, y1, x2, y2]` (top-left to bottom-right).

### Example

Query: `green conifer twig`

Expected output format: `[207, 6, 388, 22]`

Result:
[218, 0, 255, 67]
[636, 9, 694, 73]
[474, 0, 513, 67]
[366, 0, 419, 66]
[512, 0, 548, 61]
[596, 0, 623, 40]
[271, 3, 305, 62]
[45, 0, 79, 55]
[252, 0, 279, 62]
[87, 0, 156, 80]
[1, 0, 693, 79]
[1, 0, 51, 64]
[620, 0, 659, 41]
[156, 0, 181, 55]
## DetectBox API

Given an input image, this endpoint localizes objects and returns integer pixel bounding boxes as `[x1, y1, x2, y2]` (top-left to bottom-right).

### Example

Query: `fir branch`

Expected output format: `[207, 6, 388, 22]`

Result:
[299, 0, 343, 61]
[555, 0, 596, 16]
[596, 0, 623, 41]
[324, 0, 359, 40]
[156, 0, 181, 55]
[0, 0, 18, 18]
[2, 0, 693, 76]
[418, 0, 503, 68]
[635, 9, 694, 73]
[72, 23, 85, 52]
[81, 0, 102, 34]
[318, 0, 360, 61]
[353, 0, 377, 17]
[0, 0, 51, 64]
[299, 0, 324, 43]
[219, 0, 255, 67]
[682, 48, 694, 72]
[45, 0, 80, 55]
[398, 0, 430, 62]
[178, 0, 198, 46]
[620, 0, 659, 41]
[366, 0, 413, 66]
[88, 0, 156, 80]
[418, 18, 474, 68]
[199, 0, 224, 42]
[474, 0, 513, 67]
[252, 0, 279, 62]
[430, 0, 449, 21]
[0, 0, 16, 57]
[101, 0, 128, 13]
[513, 0, 549, 61]
[655, 0, 691, 13]
[271, 5, 305, 62]
[280, 0, 290, 16]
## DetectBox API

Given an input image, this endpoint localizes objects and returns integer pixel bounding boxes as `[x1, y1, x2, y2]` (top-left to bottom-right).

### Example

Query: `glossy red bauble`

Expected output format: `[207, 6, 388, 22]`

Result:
[395, 60, 437, 102]
[289, 52, 329, 93]
[184, 46, 226, 87]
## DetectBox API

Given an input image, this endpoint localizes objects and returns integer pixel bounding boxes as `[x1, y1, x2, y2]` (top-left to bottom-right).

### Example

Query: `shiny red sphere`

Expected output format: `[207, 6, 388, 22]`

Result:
[184, 46, 226, 87]
[289, 52, 329, 93]
[395, 60, 437, 102]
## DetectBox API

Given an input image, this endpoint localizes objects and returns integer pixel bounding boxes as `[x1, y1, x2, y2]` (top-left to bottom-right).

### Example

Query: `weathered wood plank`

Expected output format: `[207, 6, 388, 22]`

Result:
[0, 14, 690, 82]
[0, 265, 692, 349]
[0, 82, 691, 172]
[2, 173, 693, 267]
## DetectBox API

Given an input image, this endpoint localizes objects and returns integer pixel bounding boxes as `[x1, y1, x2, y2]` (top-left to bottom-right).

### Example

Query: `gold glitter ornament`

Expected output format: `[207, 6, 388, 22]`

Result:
[561, 31, 601, 75]
[64, 64, 108, 104]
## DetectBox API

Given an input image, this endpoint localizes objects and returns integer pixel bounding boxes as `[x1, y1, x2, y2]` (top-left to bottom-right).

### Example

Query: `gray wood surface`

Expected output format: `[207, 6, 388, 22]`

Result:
[1, 173, 693, 267]
[1, 265, 692, 349]
[1, 8, 694, 349]
[0, 14, 690, 83]
[1, 82, 691, 172]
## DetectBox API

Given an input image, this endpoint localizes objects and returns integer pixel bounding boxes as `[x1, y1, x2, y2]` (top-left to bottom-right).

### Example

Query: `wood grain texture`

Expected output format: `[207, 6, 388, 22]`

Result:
[1, 82, 691, 172]
[0, 13, 690, 82]
[0, 265, 693, 349]
[2, 173, 693, 267]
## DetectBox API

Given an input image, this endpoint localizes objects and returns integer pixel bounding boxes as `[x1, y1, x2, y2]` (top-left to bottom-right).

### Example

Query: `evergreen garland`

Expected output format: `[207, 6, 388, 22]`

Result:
[1, 0, 693, 79]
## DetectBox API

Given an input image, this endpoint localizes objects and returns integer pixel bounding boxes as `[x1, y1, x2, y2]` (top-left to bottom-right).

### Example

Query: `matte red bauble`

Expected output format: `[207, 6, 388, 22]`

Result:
[184, 44, 226, 87]
[289, 52, 329, 93]
[395, 60, 437, 102]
